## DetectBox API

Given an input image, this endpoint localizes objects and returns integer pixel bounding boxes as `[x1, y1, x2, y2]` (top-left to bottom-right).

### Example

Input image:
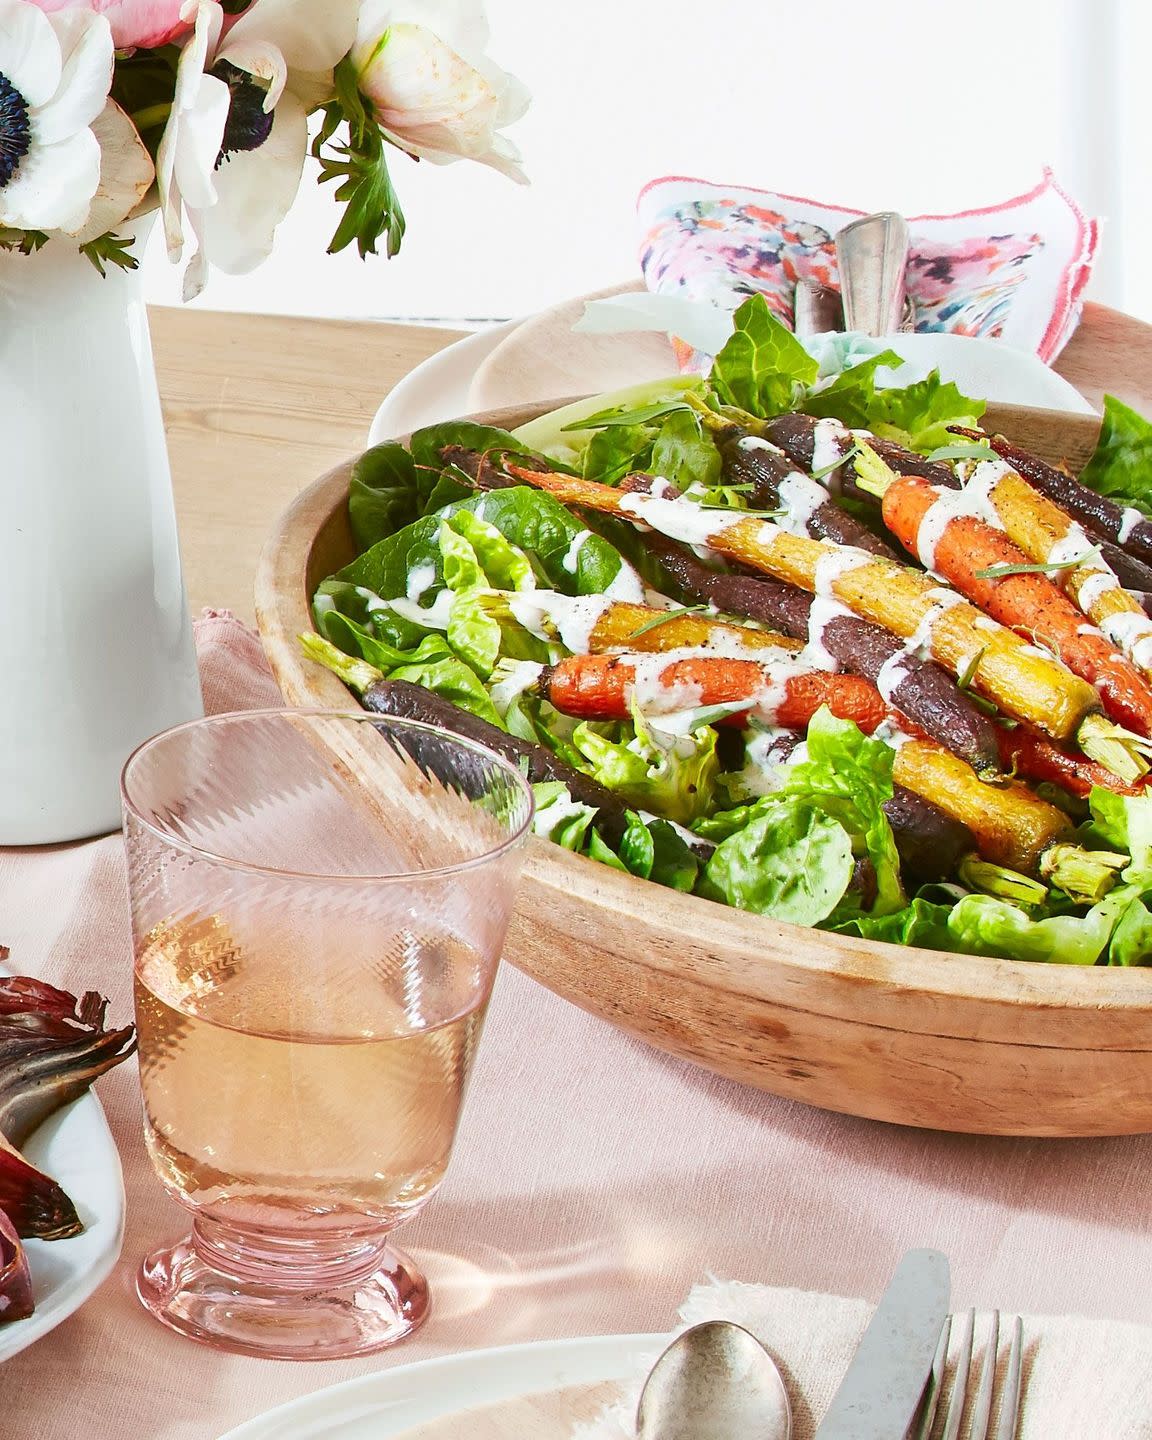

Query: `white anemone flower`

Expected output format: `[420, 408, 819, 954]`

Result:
[351, 0, 528, 183]
[158, 0, 358, 300]
[0, 0, 112, 232]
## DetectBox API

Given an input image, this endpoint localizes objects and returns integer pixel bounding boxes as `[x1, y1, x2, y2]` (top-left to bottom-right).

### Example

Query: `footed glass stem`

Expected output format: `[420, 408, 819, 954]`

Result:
[136, 1217, 430, 1360]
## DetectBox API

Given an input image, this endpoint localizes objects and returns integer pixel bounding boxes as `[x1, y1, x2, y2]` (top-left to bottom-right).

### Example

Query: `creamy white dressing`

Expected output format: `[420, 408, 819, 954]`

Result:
[873, 717, 913, 749]
[775, 471, 828, 538]
[914, 465, 1006, 571]
[561, 529, 591, 575]
[801, 595, 850, 672]
[532, 792, 592, 837]
[1047, 522, 1098, 571]
[387, 589, 456, 631]
[904, 588, 965, 661]
[1100, 609, 1152, 668]
[489, 660, 544, 715]
[1077, 623, 1105, 638]
[405, 562, 437, 601]
[875, 651, 911, 704]
[974, 615, 998, 631]
[811, 417, 851, 476]
[1119, 507, 1146, 545]
[1078, 570, 1121, 612]
[1018, 644, 1053, 660]
[602, 562, 646, 602]
[812, 545, 871, 598]
[313, 592, 335, 616]
[737, 435, 786, 456]
[626, 653, 707, 712]
[617, 491, 749, 547]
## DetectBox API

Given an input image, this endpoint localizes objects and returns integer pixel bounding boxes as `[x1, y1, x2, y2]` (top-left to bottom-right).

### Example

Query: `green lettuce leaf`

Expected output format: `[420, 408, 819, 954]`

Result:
[1108, 892, 1152, 966]
[1086, 787, 1152, 876]
[572, 708, 720, 825]
[709, 294, 819, 417]
[838, 896, 955, 949]
[511, 377, 704, 468]
[777, 709, 904, 916]
[530, 784, 699, 891]
[697, 798, 855, 924]
[531, 781, 598, 851]
[388, 654, 505, 728]
[1079, 395, 1152, 512]
[348, 443, 423, 550]
[582, 424, 656, 484]
[315, 609, 503, 728]
[315, 609, 452, 672]
[650, 408, 723, 490]
[447, 510, 535, 592]
[864, 370, 985, 455]
[944, 891, 1129, 966]
[800, 350, 903, 428]
[314, 582, 435, 652]
[334, 487, 636, 601]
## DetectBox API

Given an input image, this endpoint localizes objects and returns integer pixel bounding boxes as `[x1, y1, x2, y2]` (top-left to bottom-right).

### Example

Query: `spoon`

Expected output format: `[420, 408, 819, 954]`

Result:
[835, 211, 911, 337]
[635, 1319, 793, 1440]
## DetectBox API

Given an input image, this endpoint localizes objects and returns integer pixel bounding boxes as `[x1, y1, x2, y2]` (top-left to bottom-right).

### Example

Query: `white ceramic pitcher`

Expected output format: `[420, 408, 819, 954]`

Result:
[0, 226, 203, 844]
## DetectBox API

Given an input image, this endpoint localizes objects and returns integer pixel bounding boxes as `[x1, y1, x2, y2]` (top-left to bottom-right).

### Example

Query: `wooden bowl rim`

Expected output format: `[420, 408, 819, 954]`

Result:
[255, 401, 1152, 1020]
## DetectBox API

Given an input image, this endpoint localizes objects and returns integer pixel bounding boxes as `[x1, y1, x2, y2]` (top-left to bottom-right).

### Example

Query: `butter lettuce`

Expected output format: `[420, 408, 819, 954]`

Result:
[334, 487, 635, 602]
[1079, 395, 1152, 512]
[781, 710, 904, 916]
[572, 707, 720, 825]
[698, 800, 855, 924]
[709, 293, 819, 416]
[530, 783, 699, 891]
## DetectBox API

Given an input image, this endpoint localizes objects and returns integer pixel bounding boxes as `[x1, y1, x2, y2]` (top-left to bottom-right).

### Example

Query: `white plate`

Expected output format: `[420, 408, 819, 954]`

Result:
[368, 322, 519, 445]
[0, 1039, 125, 1360]
[216, 1332, 659, 1440]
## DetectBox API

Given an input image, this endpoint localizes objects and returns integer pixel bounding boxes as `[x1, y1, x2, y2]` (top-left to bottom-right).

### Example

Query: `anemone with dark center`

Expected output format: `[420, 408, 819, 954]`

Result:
[212, 60, 275, 166]
[0, 72, 31, 189]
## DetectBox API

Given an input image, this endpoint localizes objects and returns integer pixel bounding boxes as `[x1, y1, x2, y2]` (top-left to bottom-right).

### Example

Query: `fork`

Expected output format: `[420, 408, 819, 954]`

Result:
[912, 1310, 1024, 1440]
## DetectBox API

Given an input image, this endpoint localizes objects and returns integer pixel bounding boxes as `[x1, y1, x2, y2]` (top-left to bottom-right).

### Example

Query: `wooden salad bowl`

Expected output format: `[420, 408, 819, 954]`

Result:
[256, 400, 1152, 1137]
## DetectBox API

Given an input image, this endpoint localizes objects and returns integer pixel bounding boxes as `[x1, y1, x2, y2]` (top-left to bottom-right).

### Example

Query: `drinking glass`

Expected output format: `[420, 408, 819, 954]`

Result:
[121, 709, 533, 1360]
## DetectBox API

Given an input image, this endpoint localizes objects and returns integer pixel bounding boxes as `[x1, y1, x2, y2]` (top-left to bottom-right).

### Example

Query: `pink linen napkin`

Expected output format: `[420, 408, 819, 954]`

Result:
[638, 168, 1097, 363]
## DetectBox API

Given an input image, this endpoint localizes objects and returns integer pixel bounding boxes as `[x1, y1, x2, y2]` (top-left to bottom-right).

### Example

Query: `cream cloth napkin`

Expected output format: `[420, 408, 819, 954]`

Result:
[575, 1278, 1152, 1440]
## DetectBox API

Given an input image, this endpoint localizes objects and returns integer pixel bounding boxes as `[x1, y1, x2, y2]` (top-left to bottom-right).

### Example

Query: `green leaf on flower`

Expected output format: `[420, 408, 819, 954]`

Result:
[79, 232, 140, 277]
[315, 56, 407, 260]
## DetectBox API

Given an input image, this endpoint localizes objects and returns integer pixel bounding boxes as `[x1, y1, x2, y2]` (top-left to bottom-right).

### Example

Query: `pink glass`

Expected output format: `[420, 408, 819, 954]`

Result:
[121, 709, 533, 1360]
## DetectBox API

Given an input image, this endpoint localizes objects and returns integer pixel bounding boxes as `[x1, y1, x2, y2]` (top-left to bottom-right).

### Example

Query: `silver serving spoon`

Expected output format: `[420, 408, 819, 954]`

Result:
[835, 211, 911, 337]
[635, 1320, 793, 1440]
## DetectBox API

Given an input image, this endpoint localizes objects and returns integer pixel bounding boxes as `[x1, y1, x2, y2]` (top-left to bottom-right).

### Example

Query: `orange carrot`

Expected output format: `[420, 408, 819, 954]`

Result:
[997, 726, 1147, 799]
[882, 472, 1152, 738]
[540, 654, 888, 733]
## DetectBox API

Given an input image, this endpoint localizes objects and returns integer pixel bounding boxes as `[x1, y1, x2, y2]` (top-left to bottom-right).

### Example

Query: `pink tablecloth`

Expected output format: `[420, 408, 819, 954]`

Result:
[4, 612, 1151, 1438]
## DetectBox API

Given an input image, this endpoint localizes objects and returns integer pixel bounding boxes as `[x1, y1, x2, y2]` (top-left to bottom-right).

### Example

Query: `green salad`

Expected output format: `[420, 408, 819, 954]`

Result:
[305, 295, 1152, 967]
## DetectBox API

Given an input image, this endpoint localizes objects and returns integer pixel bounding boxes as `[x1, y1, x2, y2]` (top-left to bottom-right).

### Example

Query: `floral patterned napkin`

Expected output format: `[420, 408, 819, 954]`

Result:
[637, 168, 1097, 364]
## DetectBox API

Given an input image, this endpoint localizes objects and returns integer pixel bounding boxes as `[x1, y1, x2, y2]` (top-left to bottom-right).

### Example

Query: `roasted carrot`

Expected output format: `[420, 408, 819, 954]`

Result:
[997, 726, 1147, 800]
[949, 428, 1152, 570]
[645, 530, 1004, 776]
[584, 601, 801, 656]
[540, 653, 889, 734]
[940, 457, 1152, 683]
[891, 739, 1124, 899]
[876, 469, 1152, 738]
[497, 461, 1144, 778]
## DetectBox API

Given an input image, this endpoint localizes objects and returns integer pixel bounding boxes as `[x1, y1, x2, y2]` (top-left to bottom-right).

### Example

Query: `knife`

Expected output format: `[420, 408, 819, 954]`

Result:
[814, 1248, 950, 1440]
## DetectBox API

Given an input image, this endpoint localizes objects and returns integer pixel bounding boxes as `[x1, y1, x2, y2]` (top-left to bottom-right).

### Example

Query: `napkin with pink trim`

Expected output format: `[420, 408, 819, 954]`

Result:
[635, 169, 1097, 366]
[573, 1277, 1152, 1440]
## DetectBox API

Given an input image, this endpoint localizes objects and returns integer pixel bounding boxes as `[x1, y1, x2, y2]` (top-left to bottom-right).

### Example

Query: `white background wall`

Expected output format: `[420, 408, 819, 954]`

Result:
[142, 0, 1150, 324]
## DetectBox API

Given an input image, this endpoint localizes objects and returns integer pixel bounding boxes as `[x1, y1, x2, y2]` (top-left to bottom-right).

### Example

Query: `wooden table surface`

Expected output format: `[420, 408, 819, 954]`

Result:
[150, 307, 466, 617]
